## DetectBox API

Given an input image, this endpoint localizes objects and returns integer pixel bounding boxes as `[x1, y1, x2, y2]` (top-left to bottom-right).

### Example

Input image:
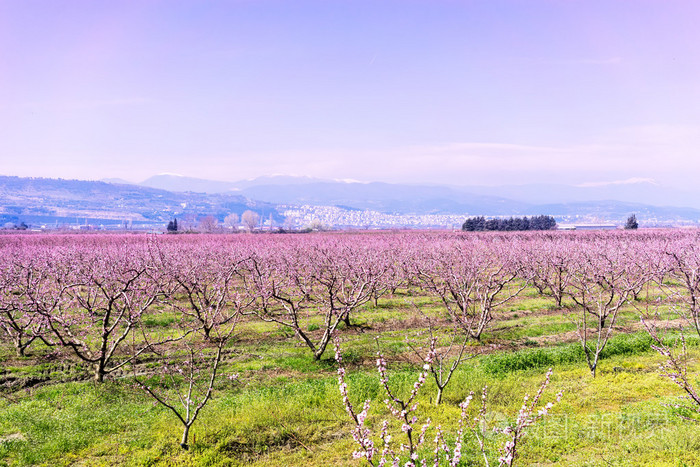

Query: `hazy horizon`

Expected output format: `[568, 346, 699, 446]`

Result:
[2, 1, 700, 191]
[3, 172, 673, 192]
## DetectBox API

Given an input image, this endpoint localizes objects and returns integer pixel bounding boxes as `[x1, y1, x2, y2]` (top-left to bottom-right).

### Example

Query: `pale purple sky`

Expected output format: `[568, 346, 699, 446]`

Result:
[1, 0, 700, 188]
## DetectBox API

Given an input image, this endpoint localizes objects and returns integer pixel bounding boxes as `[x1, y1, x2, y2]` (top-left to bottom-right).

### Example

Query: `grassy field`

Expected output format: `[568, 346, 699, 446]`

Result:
[0, 286, 698, 466]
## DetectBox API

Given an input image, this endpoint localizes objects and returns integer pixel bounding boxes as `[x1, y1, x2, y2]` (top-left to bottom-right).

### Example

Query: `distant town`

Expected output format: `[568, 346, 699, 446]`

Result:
[1, 175, 698, 232]
[3, 204, 692, 233]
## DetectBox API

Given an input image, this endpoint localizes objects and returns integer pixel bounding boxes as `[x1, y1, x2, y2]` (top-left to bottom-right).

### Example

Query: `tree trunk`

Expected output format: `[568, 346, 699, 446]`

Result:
[314, 338, 330, 361]
[94, 364, 105, 382]
[180, 424, 191, 450]
[15, 340, 26, 357]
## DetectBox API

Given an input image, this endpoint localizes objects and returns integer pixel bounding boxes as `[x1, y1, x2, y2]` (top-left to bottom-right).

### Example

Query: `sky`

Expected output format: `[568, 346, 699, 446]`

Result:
[1, 0, 700, 189]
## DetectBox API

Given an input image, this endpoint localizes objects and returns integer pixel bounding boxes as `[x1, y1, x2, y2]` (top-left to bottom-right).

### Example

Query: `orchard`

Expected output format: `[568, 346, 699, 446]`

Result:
[0, 230, 699, 465]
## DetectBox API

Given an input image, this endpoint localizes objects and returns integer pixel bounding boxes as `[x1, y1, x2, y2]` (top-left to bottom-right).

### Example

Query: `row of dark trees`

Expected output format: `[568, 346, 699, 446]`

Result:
[462, 215, 557, 232]
[166, 218, 178, 232]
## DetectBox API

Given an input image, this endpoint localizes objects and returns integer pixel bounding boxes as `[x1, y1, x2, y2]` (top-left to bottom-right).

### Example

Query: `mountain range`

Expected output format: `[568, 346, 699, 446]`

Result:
[130, 174, 700, 221]
[0, 176, 281, 229]
[1, 174, 700, 229]
[133, 173, 700, 211]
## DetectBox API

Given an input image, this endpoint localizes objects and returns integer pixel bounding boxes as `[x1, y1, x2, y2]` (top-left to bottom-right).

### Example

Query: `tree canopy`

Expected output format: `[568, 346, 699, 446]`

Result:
[462, 215, 556, 232]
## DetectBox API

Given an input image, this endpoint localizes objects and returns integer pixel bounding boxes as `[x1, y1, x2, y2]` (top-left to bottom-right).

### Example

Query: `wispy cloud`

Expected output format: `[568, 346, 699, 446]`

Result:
[577, 177, 658, 188]
[228, 131, 700, 189]
[562, 57, 623, 65]
[25, 97, 151, 111]
[518, 56, 623, 66]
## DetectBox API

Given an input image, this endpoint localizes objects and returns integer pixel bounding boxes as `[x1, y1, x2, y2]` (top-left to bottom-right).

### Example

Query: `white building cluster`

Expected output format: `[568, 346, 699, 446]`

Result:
[281, 205, 468, 230]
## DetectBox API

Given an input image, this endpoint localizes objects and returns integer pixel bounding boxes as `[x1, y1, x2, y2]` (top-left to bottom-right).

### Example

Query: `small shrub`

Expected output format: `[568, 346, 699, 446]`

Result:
[481, 344, 585, 375]
[481, 333, 659, 376]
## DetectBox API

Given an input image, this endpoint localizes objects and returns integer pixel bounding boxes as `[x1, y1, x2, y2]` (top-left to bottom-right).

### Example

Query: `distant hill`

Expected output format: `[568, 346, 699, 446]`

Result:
[533, 200, 700, 223]
[105, 174, 530, 215]
[236, 180, 530, 215]
[229, 176, 700, 222]
[134, 174, 331, 194]
[106, 173, 700, 218]
[0, 176, 282, 229]
[138, 174, 241, 194]
[3, 174, 700, 229]
[461, 180, 700, 209]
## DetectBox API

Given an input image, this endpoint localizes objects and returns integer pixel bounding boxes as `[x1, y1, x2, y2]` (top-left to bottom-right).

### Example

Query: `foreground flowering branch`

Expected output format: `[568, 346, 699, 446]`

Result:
[335, 338, 440, 465]
[642, 317, 700, 419]
[497, 368, 562, 466]
[334, 338, 562, 466]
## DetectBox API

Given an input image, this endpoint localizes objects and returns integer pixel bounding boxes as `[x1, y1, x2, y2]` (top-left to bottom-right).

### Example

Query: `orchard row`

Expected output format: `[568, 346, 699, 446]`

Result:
[2, 230, 700, 462]
[1, 230, 698, 380]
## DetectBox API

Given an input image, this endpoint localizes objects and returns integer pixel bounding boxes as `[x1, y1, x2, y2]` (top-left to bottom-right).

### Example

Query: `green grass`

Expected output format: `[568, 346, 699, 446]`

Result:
[1, 287, 700, 466]
[142, 311, 180, 328]
[0, 382, 161, 466]
[479, 332, 674, 376]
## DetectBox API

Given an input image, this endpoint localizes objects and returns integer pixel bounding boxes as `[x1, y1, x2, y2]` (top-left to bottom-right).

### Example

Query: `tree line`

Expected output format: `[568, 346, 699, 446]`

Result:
[462, 215, 557, 232]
